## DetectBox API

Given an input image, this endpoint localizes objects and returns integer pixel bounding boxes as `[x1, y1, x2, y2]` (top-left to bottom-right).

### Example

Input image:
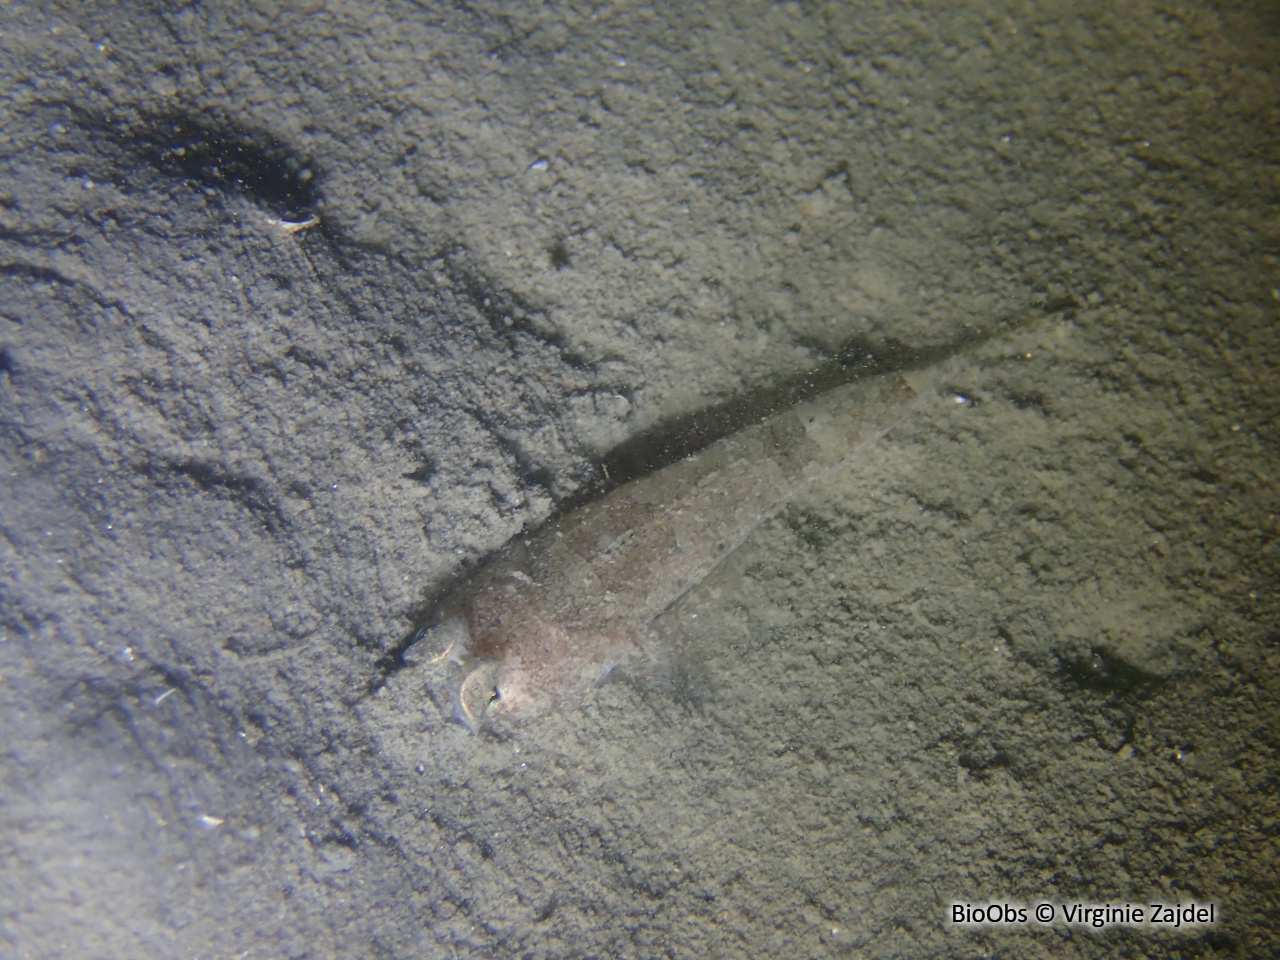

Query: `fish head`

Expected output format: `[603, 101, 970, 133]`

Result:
[453, 655, 556, 729]
[453, 592, 632, 729]
[452, 609, 601, 728]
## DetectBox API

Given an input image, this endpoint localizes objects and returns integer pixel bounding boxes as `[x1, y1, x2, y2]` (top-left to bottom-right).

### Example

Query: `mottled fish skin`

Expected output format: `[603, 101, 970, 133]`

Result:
[423, 367, 936, 728]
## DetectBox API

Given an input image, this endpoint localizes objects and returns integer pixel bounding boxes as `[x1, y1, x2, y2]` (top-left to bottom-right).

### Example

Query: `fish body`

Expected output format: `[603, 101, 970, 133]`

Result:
[420, 368, 932, 728]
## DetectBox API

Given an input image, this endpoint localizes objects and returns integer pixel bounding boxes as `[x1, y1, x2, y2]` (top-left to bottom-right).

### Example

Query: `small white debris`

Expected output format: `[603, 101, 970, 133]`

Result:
[265, 214, 320, 234]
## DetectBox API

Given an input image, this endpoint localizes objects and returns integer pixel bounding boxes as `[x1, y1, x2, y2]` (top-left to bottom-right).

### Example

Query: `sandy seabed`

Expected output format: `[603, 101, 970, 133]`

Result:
[1, 2, 1276, 957]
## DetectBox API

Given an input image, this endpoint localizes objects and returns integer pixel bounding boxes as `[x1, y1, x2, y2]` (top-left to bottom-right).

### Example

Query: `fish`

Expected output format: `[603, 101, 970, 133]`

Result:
[410, 360, 954, 730]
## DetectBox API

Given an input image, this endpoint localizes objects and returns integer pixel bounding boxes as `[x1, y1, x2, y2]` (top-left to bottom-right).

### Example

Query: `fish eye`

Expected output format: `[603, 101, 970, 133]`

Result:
[484, 685, 503, 714]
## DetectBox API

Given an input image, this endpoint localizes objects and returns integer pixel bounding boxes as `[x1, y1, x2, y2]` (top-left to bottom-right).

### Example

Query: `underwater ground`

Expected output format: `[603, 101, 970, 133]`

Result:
[2, 2, 1276, 957]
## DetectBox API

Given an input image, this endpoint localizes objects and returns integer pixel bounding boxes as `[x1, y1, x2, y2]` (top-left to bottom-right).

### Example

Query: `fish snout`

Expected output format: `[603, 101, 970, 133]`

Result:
[404, 616, 470, 667]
